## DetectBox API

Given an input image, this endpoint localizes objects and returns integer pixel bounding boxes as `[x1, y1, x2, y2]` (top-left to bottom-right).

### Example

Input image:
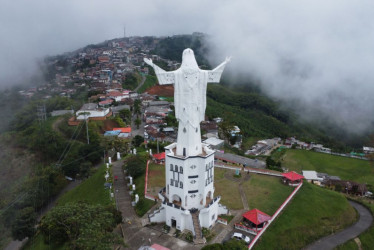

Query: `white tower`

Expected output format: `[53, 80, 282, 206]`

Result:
[145, 49, 230, 243]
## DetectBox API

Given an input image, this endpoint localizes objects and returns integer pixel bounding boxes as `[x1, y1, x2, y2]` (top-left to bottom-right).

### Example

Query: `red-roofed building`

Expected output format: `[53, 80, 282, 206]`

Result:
[113, 127, 132, 133]
[152, 152, 165, 163]
[99, 99, 113, 107]
[235, 209, 271, 235]
[282, 171, 304, 186]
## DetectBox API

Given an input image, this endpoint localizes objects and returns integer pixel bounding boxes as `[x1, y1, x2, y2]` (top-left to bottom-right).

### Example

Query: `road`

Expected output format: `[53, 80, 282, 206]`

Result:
[134, 75, 146, 92]
[305, 201, 373, 250]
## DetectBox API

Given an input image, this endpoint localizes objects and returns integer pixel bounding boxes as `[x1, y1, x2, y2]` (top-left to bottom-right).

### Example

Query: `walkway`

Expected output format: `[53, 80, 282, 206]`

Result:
[134, 75, 146, 92]
[112, 160, 200, 250]
[305, 201, 373, 250]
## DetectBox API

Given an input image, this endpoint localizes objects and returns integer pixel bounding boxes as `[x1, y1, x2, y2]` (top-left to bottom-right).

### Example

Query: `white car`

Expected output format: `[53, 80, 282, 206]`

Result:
[232, 232, 250, 244]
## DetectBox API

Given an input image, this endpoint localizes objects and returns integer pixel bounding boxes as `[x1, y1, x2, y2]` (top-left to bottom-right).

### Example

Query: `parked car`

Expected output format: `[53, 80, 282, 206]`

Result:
[232, 232, 250, 244]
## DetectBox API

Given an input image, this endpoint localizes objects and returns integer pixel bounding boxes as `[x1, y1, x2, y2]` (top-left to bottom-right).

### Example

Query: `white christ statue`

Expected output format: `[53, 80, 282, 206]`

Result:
[144, 48, 230, 157]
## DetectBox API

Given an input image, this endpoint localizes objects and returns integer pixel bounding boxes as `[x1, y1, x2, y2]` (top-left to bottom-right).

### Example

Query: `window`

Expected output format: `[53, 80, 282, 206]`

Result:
[175, 165, 178, 172]
[212, 214, 215, 221]
[170, 179, 174, 186]
[170, 164, 173, 171]
[190, 180, 196, 184]
[190, 165, 196, 169]
[180, 182, 183, 188]
[180, 167, 183, 174]
[175, 181, 179, 187]
[206, 164, 208, 171]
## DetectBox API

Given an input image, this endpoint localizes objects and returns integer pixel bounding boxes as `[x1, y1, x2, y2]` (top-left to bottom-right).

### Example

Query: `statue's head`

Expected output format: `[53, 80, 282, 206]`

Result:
[181, 48, 199, 69]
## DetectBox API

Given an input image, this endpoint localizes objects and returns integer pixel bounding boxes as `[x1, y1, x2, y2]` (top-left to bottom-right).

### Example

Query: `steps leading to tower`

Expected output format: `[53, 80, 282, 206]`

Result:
[191, 210, 206, 244]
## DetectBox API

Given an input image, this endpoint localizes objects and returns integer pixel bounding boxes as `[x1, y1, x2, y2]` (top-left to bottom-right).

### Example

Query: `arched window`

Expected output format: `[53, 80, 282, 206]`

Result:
[180, 182, 183, 188]
[180, 167, 183, 174]
[170, 164, 173, 171]
[175, 165, 178, 172]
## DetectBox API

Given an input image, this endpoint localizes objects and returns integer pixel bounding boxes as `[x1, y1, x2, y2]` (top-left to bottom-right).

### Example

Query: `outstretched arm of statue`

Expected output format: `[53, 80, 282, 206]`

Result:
[206, 57, 231, 83]
[143, 58, 175, 85]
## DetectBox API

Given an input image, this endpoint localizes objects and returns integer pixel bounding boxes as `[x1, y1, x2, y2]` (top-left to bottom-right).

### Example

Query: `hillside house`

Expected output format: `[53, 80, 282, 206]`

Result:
[76, 103, 111, 120]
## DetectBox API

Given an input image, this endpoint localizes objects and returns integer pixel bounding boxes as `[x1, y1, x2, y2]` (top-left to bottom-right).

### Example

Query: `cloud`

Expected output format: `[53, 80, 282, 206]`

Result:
[1, 0, 373, 134]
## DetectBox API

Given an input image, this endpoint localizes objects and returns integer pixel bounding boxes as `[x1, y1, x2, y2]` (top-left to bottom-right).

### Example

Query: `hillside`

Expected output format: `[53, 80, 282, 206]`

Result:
[255, 183, 356, 250]
[275, 149, 374, 187]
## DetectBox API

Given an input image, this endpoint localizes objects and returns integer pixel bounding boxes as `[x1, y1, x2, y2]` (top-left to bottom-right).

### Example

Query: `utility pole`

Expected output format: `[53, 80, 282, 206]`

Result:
[85, 113, 89, 145]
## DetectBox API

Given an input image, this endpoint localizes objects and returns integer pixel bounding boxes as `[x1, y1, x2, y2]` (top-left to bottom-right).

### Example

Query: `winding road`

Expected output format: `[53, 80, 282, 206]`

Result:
[306, 200, 373, 250]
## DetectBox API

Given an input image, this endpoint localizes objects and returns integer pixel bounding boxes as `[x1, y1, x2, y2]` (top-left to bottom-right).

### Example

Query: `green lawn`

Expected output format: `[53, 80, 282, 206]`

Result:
[57, 164, 112, 206]
[214, 168, 293, 212]
[336, 197, 374, 250]
[133, 171, 155, 216]
[147, 163, 165, 196]
[255, 182, 357, 250]
[137, 75, 157, 93]
[242, 174, 293, 215]
[278, 149, 374, 186]
[214, 169, 243, 210]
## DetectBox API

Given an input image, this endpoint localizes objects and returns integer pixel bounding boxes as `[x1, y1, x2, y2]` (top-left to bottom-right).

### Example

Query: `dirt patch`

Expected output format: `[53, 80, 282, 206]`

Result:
[146, 85, 174, 97]
[102, 119, 119, 132]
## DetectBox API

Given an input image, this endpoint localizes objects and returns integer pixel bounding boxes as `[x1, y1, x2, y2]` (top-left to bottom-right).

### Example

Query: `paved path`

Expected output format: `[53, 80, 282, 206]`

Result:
[305, 201, 373, 250]
[112, 160, 201, 250]
[134, 75, 146, 92]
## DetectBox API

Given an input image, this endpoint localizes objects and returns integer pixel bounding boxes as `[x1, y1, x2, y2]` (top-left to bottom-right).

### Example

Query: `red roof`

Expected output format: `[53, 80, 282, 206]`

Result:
[99, 99, 113, 105]
[113, 127, 131, 133]
[282, 171, 305, 181]
[153, 152, 165, 160]
[243, 209, 271, 225]
[108, 91, 123, 97]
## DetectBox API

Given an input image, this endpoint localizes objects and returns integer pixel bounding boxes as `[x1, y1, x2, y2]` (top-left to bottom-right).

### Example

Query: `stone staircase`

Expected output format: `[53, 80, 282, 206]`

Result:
[191, 211, 206, 244]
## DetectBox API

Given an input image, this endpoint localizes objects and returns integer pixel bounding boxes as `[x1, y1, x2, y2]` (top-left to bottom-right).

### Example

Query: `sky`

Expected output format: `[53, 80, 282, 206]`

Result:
[1, 0, 374, 134]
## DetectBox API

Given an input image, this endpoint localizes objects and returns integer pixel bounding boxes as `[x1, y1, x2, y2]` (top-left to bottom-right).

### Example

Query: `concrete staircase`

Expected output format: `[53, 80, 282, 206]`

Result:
[191, 211, 206, 244]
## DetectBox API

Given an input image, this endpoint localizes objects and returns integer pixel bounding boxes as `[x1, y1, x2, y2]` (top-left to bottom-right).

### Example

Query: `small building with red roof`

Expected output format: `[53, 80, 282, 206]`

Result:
[235, 208, 272, 235]
[282, 171, 304, 186]
[152, 152, 165, 163]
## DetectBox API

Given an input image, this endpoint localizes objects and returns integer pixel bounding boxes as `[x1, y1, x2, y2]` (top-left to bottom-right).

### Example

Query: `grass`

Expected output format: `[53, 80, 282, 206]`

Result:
[214, 168, 243, 210]
[137, 75, 157, 93]
[57, 164, 111, 206]
[24, 165, 112, 250]
[254, 182, 357, 250]
[219, 214, 234, 223]
[134, 171, 155, 217]
[278, 149, 374, 186]
[336, 197, 374, 250]
[242, 174, 293, 215]
[147, 163, 165, 196]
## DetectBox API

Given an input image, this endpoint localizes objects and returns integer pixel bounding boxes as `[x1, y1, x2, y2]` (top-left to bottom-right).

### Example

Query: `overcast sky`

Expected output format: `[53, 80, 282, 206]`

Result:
[1, 0, 374, 134]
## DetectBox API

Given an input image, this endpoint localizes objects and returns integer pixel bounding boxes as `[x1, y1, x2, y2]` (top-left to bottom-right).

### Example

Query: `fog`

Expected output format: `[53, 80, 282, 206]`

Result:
[1, 0, 374, 134]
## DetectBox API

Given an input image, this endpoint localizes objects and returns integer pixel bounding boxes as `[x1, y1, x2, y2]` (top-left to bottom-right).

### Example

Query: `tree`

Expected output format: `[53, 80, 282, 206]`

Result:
[124, 156, 147, 178]
[119, 109, 132, 124]
[11, 207, 36, 240]
[133, 99, 141, 116]
[218, 120, 234, 142]
[135, 117, 141, 129]
[40, 202, 122, 249]
[132, 135, 144, 147]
